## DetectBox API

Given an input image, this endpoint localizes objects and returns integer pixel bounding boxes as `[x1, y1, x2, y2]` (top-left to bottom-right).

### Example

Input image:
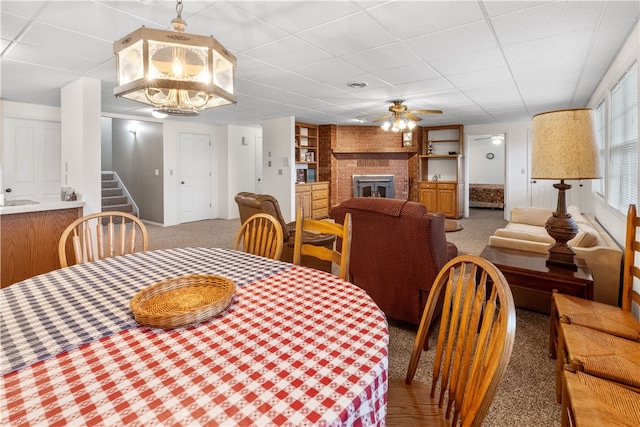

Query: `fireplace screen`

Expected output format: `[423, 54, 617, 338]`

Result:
[353, 175, 395, 198]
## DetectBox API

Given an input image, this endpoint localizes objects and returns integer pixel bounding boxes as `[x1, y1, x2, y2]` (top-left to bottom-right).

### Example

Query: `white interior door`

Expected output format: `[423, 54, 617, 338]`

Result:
[255, 136, 263, 193]
[3, 118, 61, 201]
[179, 132, 211, 223]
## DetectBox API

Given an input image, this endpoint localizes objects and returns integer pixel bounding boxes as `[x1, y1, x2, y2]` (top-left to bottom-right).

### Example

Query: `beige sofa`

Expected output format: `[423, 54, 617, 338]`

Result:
[488, 206, 622, 306]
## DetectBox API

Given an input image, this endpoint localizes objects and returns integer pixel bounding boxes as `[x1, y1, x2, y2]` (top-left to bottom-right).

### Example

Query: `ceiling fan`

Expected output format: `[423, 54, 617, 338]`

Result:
[373, 100, 442, 131]
[475, 134, 505, 144]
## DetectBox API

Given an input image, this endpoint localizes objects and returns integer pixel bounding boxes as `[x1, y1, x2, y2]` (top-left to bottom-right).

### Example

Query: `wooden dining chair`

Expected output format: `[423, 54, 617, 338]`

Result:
[233, 213, 284, 260]
[550, 204, 640, 359]
[387, 255, 517, 427]
[58, 211, 149, 267]
[292, 207, 352, 281]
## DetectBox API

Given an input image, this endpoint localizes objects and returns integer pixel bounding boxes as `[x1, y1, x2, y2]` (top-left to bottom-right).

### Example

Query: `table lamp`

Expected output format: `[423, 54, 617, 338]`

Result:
[531, 109, 601, 270]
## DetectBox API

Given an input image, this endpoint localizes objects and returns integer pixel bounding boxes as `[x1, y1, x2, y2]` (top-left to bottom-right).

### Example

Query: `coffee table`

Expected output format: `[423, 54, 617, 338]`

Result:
[480, 245, 593, 314]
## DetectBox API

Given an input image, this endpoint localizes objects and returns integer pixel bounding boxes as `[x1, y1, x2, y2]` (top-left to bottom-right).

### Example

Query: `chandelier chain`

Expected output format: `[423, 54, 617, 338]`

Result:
[176, 0, 183, 18]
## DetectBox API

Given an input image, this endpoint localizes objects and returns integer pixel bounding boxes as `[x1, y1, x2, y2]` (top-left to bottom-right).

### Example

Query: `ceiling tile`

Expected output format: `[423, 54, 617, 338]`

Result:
[367, 1, 484, 39]
[405, 21, 497, 61]
[491, 1, 604, 44]
[243, 36, 332, 70]
[341, 43, 422, 73]
[297, 12, 396, 57]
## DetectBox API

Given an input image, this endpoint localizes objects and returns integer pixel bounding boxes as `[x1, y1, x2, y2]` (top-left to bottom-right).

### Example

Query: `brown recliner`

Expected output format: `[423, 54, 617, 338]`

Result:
[332, 197, 458, 325]
[234, 192, 334, 272]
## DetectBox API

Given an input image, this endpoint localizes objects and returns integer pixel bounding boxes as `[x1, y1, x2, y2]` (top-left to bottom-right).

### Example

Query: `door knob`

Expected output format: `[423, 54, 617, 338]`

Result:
[5, 188, 11, 193]
[181, 181, 185, 184]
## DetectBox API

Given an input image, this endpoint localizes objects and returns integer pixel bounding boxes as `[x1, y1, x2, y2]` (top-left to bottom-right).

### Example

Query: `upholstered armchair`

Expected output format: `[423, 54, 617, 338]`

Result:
[332, 197, 458, 325]
[234, 192, 334, 272]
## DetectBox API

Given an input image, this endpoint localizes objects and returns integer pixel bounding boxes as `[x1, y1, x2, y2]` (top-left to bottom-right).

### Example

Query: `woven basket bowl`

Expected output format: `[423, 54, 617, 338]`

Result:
[130, 274, 236, 329]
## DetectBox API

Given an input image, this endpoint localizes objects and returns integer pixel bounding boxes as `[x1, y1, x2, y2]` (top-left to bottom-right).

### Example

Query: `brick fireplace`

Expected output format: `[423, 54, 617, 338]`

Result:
[318, 125, 420, 207]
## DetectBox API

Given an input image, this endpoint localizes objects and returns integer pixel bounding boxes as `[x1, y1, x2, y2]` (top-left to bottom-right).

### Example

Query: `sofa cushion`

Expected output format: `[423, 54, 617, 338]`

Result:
[569, 223, 600, 248]
[568, 205, 588, 224]
[510, 206, 552, 227]
[494, 228, 555, 244]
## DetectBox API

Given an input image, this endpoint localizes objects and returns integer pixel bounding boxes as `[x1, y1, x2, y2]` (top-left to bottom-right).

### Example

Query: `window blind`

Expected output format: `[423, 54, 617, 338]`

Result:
[608, 61, 638, 214]
[593, 100, 605, 196]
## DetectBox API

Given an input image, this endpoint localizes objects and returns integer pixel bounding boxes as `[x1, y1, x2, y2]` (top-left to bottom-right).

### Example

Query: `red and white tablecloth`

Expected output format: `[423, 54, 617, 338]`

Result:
[1, 248, 389, 426]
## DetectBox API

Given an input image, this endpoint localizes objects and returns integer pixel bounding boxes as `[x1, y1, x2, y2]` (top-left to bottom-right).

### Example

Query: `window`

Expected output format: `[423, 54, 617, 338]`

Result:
[607, 62, 638, 214]
[593, 100, 605, 196]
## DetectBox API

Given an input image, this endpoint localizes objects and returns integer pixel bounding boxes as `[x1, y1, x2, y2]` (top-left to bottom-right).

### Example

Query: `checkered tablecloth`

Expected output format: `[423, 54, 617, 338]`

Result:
[1, 248, 389, 426]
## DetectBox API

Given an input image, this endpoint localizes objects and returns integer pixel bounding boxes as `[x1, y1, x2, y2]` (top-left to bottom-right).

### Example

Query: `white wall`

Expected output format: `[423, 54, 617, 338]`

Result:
[226, 125, 262, 219]
[262, 117, 295, 222]
[465, 121, 532, 220]
[584, 20, 639, 248]
[467, 138, 505, 185]
[61, 78, 102, 215]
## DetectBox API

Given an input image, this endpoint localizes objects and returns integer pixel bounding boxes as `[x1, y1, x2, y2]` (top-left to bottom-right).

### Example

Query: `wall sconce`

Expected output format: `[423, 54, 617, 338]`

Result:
[128, 127, 137, 136]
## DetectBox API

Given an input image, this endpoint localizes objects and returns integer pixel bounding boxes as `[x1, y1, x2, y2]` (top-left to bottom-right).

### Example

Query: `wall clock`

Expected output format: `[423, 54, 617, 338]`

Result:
[486, 152, 495, 159]
[402, 132, 413, 147]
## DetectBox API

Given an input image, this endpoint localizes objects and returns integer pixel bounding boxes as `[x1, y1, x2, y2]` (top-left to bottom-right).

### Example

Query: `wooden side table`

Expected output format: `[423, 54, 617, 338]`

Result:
[480, 246, 594, 314]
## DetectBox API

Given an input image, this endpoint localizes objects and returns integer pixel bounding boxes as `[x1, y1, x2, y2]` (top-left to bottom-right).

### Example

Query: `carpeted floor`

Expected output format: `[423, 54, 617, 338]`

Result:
[144, 208, 560, 426]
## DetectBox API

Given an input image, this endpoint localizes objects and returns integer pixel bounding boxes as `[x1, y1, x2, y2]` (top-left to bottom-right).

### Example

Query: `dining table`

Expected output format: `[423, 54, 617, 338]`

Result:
[1, 247, 389, 426]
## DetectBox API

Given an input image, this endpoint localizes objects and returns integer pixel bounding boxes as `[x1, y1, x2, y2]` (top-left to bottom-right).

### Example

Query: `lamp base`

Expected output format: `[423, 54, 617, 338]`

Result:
[545, 181, 578, 271]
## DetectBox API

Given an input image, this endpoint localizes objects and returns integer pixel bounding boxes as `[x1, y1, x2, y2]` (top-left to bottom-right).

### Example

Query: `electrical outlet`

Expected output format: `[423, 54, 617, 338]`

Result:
[278, 169, 282, 175]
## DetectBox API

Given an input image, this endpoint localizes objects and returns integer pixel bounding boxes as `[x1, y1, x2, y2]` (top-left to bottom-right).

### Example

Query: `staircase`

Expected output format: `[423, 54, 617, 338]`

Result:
[101, 172, 136, 216]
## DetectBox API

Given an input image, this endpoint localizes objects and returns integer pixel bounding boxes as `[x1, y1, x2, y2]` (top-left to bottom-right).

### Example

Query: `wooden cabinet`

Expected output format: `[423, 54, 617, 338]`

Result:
[419, 125, 464, 218]
[295, 122, 319, 183]
[296, 181, 329, 219]
[419, 182, 463, 218]
[1, 205, 83, 288]
[295, 184, 312, 219]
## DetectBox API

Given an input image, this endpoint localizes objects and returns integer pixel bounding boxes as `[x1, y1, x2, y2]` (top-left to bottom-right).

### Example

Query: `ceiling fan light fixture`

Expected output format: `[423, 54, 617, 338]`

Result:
[377, 100, 443, 131]
[151, 109, 168, 119]
[113, 0, 237, 117]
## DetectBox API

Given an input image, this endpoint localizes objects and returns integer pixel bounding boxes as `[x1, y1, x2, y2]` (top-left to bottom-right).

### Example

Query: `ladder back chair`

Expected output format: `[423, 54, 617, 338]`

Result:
[549, 204, 640, 360]
[58, 211, 149, 268]
[387, 255, 517, 427]
[292, 207, 352, 281]
[233, 213, 284, 260]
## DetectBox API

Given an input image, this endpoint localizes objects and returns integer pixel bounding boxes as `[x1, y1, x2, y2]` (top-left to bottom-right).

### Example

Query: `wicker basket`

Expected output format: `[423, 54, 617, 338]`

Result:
[130, 274, 236, 329]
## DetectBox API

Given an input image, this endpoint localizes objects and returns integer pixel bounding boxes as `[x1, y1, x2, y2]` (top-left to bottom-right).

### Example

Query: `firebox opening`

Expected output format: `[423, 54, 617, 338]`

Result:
[353, 175, 395, 198]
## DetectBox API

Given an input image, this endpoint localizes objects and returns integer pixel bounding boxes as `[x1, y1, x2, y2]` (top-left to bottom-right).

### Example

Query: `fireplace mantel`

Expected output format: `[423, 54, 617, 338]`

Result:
[332, 148, 417, 155]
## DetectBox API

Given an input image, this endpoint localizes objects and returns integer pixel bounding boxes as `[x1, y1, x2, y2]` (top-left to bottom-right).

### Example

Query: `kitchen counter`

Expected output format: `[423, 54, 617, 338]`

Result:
[1, 202, 84, 287]
[0, 200, 84, 215]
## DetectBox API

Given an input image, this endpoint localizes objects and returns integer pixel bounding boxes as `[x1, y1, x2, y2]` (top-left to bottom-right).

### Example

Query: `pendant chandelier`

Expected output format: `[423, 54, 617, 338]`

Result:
[113, 0, 236, 117]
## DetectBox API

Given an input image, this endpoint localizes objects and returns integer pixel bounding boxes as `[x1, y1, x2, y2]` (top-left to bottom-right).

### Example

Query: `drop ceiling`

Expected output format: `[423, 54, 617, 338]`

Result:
[1, 1, 638, 127]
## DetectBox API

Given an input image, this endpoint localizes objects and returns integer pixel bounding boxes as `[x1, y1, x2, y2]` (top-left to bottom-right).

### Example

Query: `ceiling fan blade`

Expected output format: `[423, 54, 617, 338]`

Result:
[409, 109, 443, 115]
[403, 112, 423, 122]
[372, 114, 392, 123]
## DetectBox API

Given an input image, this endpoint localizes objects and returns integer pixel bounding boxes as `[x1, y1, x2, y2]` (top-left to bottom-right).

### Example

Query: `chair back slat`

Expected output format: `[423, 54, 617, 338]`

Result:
[404, 255, 517, 427]
[451, 267, 487, 419]
[292, 208, 352, 281]
[233, 213, 284, 260]
[59, 212, 148, 268]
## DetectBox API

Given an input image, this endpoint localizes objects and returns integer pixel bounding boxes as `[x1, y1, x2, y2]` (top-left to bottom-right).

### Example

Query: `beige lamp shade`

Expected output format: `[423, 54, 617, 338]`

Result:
[531, 109, 601, 180]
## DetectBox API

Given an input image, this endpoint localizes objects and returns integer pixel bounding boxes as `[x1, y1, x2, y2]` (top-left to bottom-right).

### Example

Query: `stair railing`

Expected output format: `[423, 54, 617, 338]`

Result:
[105, 170, 140, 218]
